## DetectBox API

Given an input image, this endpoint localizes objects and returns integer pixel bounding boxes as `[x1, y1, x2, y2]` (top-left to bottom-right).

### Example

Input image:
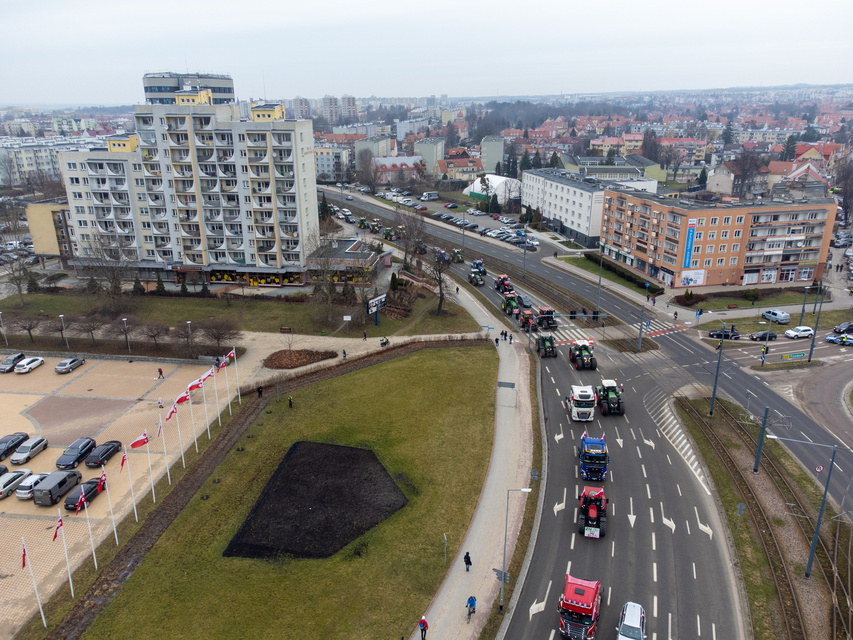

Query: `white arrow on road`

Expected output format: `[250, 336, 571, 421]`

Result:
[643, 437, 655, 450]
[555, 422, 564, 443]
[695, 507, 713, 540]
[529, 580, 552, 620]
[554, 488, 566, 516]
[627, 497, 636, 528]
[660, 502, 676, 533]
[614, 427, 623, 448]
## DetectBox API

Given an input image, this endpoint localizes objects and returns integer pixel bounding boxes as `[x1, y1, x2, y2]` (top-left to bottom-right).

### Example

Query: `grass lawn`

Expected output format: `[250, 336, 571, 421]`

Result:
[0, 291, 478, 338]
[680, 291, 818, 311]
[81, 346, 499, 640]
[557, 240, 585, 250]
[558, 257, 655, 296]
[695, 307, 852, 334]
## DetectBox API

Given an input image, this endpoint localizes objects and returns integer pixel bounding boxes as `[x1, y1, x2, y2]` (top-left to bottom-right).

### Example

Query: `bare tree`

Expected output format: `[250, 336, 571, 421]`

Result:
[0, 201, 31, 306]
[107, 317, 138, 351]
[305, 232, 339, 323]
[140, 323, 171, 347]
[732, 151, 764, 199]
[79, 236, 135, 313]
[201, 319, 240, 349]
[172, 321, 197, 358]
[427, 252, 453, 314]
[356, 149, 378, 192]
[45, 316, 74, 348]
[75, 315, 107, 344]
[0, 153, 16, 188]
[10, 315, 41, 343]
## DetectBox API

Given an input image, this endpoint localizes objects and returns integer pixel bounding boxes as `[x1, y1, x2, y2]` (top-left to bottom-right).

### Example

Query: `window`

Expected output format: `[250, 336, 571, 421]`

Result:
[720, 230, 729, 239]
[710, 217, 718, 226]
[704, 258, 712, 267]
[74, 206, 85, 214]
[732, 243, 740, 252]
[72, 191, 82, 199]
[706, 245, 714, 253]
[693, 245, 701, 254]
[734, 230, 742, 238]
[137, 193, 145, 201]
[708, 231, 716, 240]
[723, 216, 731, 225]
[798, 267, 814, 280]
[69, 177, 80, 185]
[691, 259, 699, 267]
[132, 163, 142, 171]
[135, 178, 144, 186]
[141, 221, 151, 229]
[77, 220, 88, 227]
[695, 231, 703, 240]
[66, 162, 77, 170]
[697, 218, 705, 226]
[729, 257, 738, 265]
[719, 245, 727, 253]
[736, 216, 744, 224]
[143, 235, 153, 243]
[717, 258, 725, 266]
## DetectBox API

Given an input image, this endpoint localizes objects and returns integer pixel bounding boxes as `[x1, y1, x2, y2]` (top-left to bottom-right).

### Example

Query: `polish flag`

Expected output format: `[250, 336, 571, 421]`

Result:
[130, 431, 149, 449]
[120, 451, 127, 472]
[53, 516, 63, 541]
[175, 390, 190, 405]
[217, 358, 228, 371]
[166, 403, 178, 421]
[188, 377, 204, 391]
[75, 491, 86, 515]
[157, 416, 163, 438]
[581, 430, 588, 440]
[22, 541, 27, 569]
[226, 349, 236, 360]
[601, 432, 606, 442]
[202, 367, 215, 381]
[97, 469, 106, 494]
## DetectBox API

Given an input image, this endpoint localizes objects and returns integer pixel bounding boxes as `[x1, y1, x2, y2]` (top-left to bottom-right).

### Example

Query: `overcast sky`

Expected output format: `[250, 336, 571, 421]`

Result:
[2, 0, 852, 107]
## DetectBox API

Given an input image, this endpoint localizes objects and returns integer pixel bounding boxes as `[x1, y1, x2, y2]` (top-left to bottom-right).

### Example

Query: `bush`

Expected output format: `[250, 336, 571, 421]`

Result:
[180, 280, 188, 295]
[26, 272, 40, 293]
[390, 272, 398, 291]
[83, 277, 102, 294]
[285, 292, 308, 303]
[583, 253, 665, 295]
[44, 272, 68, 284]
[742, 288, 761, 302]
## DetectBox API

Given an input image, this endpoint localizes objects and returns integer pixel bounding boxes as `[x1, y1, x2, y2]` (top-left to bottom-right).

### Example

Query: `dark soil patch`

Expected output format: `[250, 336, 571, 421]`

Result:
[223, 442, 408, 559]
[263, 349, 337, 369]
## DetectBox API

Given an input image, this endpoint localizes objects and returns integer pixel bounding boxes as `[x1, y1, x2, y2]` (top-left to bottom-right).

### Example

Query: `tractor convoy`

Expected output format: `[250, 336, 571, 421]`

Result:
[468, 271, 484, 286]
[536, 306, 558, 329]
[569, 340, 597, 370]
[578, 432, 609, 481]
[495, 274, 513, 293]
[577, 486, 608, 538]
[537, 334, 557, 357]
[596, 379, 625, 416]
[558, 574, 601, 639]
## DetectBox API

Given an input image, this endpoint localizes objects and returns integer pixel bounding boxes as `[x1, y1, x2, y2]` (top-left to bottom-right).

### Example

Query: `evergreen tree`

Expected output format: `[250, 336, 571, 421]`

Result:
[26, 271, 40, 293]
[520, 150, 533, 171]
[698, 167, 708, 186]
[495, 161, 502, 175]
[532, 151, 542, 169]
[522, 129, 529, 139]
[132, 275, 145, 295]
[490, 194, 501, 214]
[641, 129, 660, 162]
[180, 280, 188, 295]
[200, 280, 210, 297]
[155, 272, 166, 294]
[721, 123, 734, 145]
[781, 135, 798, 161]
[604, 148, 617, 165]
[801, 125, 819, 142]
[549, 151, 561, 168]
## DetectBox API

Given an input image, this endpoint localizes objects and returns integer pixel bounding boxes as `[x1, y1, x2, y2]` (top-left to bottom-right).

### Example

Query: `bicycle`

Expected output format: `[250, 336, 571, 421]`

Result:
[467, 602, 475, 624]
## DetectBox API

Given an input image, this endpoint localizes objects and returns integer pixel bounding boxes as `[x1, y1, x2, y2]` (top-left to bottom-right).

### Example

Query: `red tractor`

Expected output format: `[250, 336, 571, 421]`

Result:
[577, 486, 607, 538]
[495, 274, 513, 293]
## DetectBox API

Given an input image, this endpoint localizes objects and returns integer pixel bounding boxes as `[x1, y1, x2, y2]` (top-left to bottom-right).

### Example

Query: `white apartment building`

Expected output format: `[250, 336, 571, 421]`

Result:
[58, 97, 318, 286]
[1, 136, 105, 187]
[315, 144, 350, 183]
[322, 96, 340, 123]
[522, 168, 656, 248]
[340, 95, 357, 120]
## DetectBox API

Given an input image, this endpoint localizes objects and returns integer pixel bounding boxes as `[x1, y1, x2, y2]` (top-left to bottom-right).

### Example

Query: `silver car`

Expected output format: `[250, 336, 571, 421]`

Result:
[55, 357, 85, 374]
[16, 472, 50, 500]
[616, 601, 646, 639]
[9, 436, 48, 464]
[0, 468, 32, 498]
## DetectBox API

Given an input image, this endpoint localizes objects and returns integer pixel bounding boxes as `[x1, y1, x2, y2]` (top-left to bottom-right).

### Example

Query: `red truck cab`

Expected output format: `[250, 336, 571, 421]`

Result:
[558, 574, 601, 638]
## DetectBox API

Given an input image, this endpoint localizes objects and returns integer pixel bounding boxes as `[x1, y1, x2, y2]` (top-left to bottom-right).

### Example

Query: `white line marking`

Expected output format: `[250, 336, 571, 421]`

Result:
[646, 484, 651, 500]
[528, 580, 552, 620]
[653, 595, 658, 618]
[566, 560, 572, 575]
[637, 445, 643, 460]
[650, 506, 655, 524]
[652, 531, 656, 550]
[612, 540, 615, 558]
[570, 532, 575, 550]
[653, 562, 657, 582]
[677, 484, 682, 497]
[642, 464, 647, 479]
[800, 430, 813, 442]
[661, 502, 676, 533]
[607, 586, 611, 606]
[686, 520, 691, 535]
[667, 454, 673, 466]
[693, 562, 697, 579]
[554, 488, 566, 516]
[697, 614, 701, 636]
[695, 507, 714, 539]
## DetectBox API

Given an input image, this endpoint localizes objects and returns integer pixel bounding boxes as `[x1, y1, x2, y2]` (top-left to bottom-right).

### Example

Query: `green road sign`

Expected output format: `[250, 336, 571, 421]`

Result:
[782, 353, 805, 360]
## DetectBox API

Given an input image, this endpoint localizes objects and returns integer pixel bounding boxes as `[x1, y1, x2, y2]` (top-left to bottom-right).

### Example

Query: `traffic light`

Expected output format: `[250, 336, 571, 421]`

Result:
[570, 310, 576, 320]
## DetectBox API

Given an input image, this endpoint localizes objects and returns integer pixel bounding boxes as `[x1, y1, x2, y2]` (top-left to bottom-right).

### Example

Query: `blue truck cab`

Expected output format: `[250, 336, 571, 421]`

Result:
[578, 435, 609, 481]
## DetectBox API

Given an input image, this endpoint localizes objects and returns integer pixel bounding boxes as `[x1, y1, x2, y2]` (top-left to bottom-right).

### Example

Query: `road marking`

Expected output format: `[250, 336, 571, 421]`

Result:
[637, 445, 643, 460]
[653, 561, 657, 582]
[555, 422, 564, 443]
[612, 541, 615, 558]
[693, 562, 697, 579]
[661, 502, 676, 533]
[554, 488, 566, 516]
[566, 560, 571, 575]
[555, 388, 561, 396]
[560, 399, 566, 410]
[551, 376, 555, 384]
[686, 520, 691, 535]
[611, 501, 615, 516]
[646, 484, 651, 499]
[650, 506, 655, 523]
[652, 531, 656, 550]
[695, 507, 713, 539]
[677, 484, 682, 497]
[712, 623, 716, 640]
[545, 366, 551, 374]
[528, 580, 552, 620]
[653, 595, 658, 618]
[644, 437, 656, 450]
[570, 533, 575, 550]
[630, 428, 637, 440]
[642, 464, 647, 479]
[669, 613, 673, 640]
[548, 632, 555, 640]
[697, 614, 701, 636]
[836, 462, 844, 473]
[607, 586, 611, 606]
[667, 454, 673, 465]
[627, 497, 636, 528]
[800, 430, 813, 442]
[624, 415, 630, 424]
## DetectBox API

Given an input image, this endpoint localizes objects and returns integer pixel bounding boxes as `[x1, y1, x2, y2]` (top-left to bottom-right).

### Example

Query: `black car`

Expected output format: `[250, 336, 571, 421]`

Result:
[834, 321, 853, 334]
[401, 191, 412, 196]
[0, 353, 25, 373]
[0, 432, 29, 461]
[709, 327, 740, 340]
[85, 441, 122, 468]
[56, 437, 96, 470]
[63, 478, 103, 512]
[0, 464, 7, 476]
[749, 330, 777, 341]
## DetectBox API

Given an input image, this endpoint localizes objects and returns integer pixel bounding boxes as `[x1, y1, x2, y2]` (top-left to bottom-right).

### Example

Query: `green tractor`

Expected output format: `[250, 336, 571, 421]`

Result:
[451, 249, 464, 264]
[383, 228, 397, 241]
[595, 378, 624, 415]
[537, 334, 557, 357]
[502, 294, 519, 316]
[568, 339, 597, 370]
[468, 271, 484, 286]
[357, 217, 369, 229]
[413, 240, 427, 255]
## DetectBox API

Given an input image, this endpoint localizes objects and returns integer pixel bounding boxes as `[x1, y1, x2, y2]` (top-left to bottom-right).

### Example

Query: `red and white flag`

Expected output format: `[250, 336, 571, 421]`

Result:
[157, 416, 163, 438]
[202, 367, 215, 381]
[120, 451, 127, 472]
[226, 349, 236, 360]
[581, 430, 588, 440]
[53, 515, 63, 541]
[175, 390, 190, 405]
[97, 469, 106, 493]
[75, 491, 86, 515]
[166, 403, 178, 421]
[188, 377, 204, 391]
[217, 358, 228, 371]
[22, 541, 27, 569]
[130, 431, 149, 449]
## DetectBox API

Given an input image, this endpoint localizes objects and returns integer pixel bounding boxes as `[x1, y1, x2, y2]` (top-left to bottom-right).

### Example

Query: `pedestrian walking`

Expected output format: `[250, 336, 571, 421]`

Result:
[157, 368, 164, 379]
[646, 293, 650, 302]
[419, 616, 429, 639]
[673, 311, 678, 322]
[288, 395, 293, 408]
[363, 330, 367, 341]
[342, 350, 346, 361]
[495, 337, 499, 347]
[157, 397, 164, 409]
[456, 286, 459, 294]
[257, 386, 263, 399]
[652, 295, 656, 306]
[509, 334, 513, 344]
[214, 357, 220, 369]
[553, 251, 558, 259]
[464, 551, 472, 571]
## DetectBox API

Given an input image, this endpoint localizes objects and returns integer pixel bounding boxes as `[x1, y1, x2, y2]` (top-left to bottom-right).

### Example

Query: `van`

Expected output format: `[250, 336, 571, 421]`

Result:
[762, 309, 790, 324]
[33, 470, 81, 506]
[420, 192, 439, 201]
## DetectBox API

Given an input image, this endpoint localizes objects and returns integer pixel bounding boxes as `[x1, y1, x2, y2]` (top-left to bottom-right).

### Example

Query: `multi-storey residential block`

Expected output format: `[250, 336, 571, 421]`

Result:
[436, 157, 483, 181]
[0, 137, 106, 187]
[142, 72, 235, 105]
[315, 145, 350, 183]
[293, 97, 312, 119]
[480, 136, 506, 175]
[322, 96, 340, 124]
[354, 135, 395, 170]
[600, 190, 834, 288]
[340, 95, 358, 120]
[413, 138, 445, 177]
[54, 96, 317, 286]
[26, 199, 74, 264]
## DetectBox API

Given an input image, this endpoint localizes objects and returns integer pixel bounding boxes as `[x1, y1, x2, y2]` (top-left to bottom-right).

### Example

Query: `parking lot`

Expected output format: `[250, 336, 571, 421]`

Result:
[0, 356, 218, 640]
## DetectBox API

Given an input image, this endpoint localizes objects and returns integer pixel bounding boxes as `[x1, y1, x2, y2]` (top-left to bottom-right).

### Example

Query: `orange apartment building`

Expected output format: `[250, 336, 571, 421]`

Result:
[601, 190, 835, 288]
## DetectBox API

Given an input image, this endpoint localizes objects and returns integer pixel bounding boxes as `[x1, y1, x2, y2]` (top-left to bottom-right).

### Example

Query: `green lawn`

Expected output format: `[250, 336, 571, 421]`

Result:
[695, 308, 851, 333]
[0, 292, 478, 338]
[82, 346, 499, 640]
[558, 257, 654, 296]
[557, 240, 585, 250]
[680, 291, 820, 311]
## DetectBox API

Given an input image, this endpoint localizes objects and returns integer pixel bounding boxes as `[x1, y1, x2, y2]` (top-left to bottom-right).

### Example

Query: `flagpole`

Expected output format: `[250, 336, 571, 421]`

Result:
[174, 408, 186, 468]
[82, 497, 98, 570]
[102, 465, 118, 545]
[58, 507, 75, 597]
[145, 438, 156, 503]
[233, 346, 242, 405]
[159, 415, 171, 485]
[201, 383, 211, 440]
[22, 538, 47, 629]
[124, 446, 138, 523]
[188, 393, 199, 453]
[223, 360, 232, 416]
[212, 368, 222, 427]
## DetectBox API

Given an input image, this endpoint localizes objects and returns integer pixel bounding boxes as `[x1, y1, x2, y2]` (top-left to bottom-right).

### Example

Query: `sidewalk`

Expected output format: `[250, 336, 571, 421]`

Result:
[405, 285, 533, 639]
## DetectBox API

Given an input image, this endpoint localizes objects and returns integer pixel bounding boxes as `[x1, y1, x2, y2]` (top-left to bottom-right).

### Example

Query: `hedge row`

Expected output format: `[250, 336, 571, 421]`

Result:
[583, 252, 665, 296]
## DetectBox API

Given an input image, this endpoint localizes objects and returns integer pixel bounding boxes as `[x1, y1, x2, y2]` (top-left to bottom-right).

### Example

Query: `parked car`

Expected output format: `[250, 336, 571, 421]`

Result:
[56, 437, 96, 470]
[33, 471, 82, 506]
[616, 602, 646, 640]
[55, 357, 85, 374]
[15, 357, 44, 373]
[64, 478, 104, 512]
[749, 330, 777, 341]
[16, 472, 50, 500]
[761, 309, 790, 324]
[85, 441, 122, 468]
[414, 204, 428, 211]
[0, 469, 32, 498]
[708, 327, 740, 340]
[826, 333, 852, 344]
[0, 352, 25, 373]
[9, 436, 48, 464]
[834, 321, 853, 334]
[0, 432, 29, 461]
[24, 256, 39, 265]
[444, 202, 458, 209]
[785, 326, 815, 339]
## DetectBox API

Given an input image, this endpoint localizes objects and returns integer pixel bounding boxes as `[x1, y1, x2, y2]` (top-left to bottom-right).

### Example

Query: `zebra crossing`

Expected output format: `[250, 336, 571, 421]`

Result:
[547, 319, 685, 345]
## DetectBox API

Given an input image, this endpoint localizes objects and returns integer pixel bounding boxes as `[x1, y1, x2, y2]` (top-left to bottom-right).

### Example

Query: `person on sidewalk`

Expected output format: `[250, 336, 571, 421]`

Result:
[509, 334, 513, 344]
[257, 386, 263, 399]
[157, 367, 164, 379]
[419, 616, 428, 639]
[342, 350, 347, 361]
[673, 311, 678, 322]
[466, 595, 477, 614]
[157, 397, 164, 409]
[363, 330, 367, 341]
[495, 337, 499, 347]
[464, 551, 472, 571]
[652, 295, 656, 306]
[288, 395, 293, 408]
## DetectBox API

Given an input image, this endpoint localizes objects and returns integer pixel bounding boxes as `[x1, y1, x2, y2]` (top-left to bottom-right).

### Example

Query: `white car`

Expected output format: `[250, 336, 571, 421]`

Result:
[526, 238, 540, 246]
[616, 601, 646, 640]
[785, 326, 815, 339]
[15, 472, 49, 500]
[15, 357, 44, 373]
[9, 436, 48, 464]
[0, 469, 32, 498]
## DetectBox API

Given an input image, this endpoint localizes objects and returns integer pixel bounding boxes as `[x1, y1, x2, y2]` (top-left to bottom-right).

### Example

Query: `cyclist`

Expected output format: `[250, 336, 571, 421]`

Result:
[466, 595, 477, 614]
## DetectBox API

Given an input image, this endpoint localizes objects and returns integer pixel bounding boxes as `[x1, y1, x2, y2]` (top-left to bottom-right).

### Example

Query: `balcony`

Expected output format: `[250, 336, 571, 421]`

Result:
[96, 222, 116, 234]
[272, 133, 292, 147]
[248, 153, 269, 164]
[282, 251, 301, 263]
[173, 166, 193, 177]
[207, 238, 226, 251]
[204, 209, 223, 222]
[272, 151, 292, 162]
[195, 134, 215, 147]
[121, 248, 139, 260]
[196, 150, 214, 162]
[247, 134, 267, 147]
[279, 225, 298, 238]
[192, 116, 212, 130]
[138, 132, 156, 145]
[215, 134, 233, 146]
[282, 241, 301, 252]
[165, 118, 187, 131]
[86, 164, 107, 176]
[110, 194, 131, 207]
[107, 163, 125, 176]
[209, 251, 227, 264]
[156, 249, 174, 261]
[220, 182, 237, 193]
[259, 255, 278, 268]
[136, 117, 154, 131]
[145, 179, 164, 191]
[95, 209, 115, 221]
[151, 210, 169, 222]
[118, 236, 136, 247]
[143, 163, 162, 177]
[175, 181, 195, 194]
[184, 252, 204, 265]
[177, 194, 197, 207]
[249, 167, 271, 179]
[142, 150, 159, 162]
[182, 240, 203, 253]
[278, 213, 298, 223]
[228, 251, 246, 265]
[218, 167, 236, 178]
[179, 211, 199, 223]
[275, 180, 295, 193]
[223, 211, 241, 223]
[168, 133, 189, 147]
[154, 238, 172, 248]
[114, 208, 132, 220]
[153, 222, 170, 234]
[217, 150, 235, 162]
[274, 165, 294, 178]
[200, 180, 220, 193]
[227, 238, 244, 250]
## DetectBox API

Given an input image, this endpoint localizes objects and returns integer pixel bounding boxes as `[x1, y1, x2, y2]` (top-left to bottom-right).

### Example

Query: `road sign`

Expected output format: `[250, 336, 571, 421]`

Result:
[736, 503, 746, 515]
[366, 293, 386, 314]
[816, 465, 824, 473]
[782, 353, 805, 360]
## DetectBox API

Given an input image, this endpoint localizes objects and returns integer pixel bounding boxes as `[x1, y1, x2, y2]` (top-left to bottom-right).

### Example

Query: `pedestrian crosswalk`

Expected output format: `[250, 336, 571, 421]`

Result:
[543, 319, 686, 345]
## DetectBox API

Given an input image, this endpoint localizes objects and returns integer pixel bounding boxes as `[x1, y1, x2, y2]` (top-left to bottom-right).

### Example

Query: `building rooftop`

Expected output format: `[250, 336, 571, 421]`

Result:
[525, 168, 653, 193]
[609, 187, 835, 212]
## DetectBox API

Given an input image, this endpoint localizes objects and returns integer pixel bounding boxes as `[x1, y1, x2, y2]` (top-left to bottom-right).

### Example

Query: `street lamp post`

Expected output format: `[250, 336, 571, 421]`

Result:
[122, 318, 130, 353]
[0, 311, 7, 346]
[765, 435, 837, 578]
[186, 321, 192, 357]
[462, 208, 467, 252]
[807, 287, 826, 362]
[709, 322, 726, 416]
[595, 242, 604, 316]
[501, 487, 533, 612]
[59, 314, 69, 350]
